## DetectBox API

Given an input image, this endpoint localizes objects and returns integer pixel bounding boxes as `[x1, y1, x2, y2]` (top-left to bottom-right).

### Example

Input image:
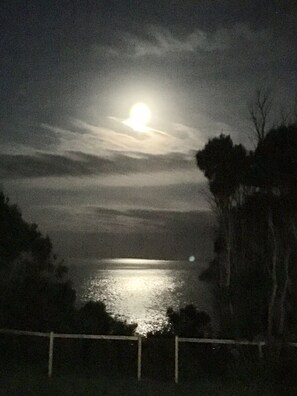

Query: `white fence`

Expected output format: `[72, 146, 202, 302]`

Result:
[175, 337, 297, 383]
[0, 329, 141, 380]
[1, 328, 297, 384]
[175, 336, 265, 384]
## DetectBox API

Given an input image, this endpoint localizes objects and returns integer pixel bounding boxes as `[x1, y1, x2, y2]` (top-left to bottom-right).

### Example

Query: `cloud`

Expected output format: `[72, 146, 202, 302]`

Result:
[18, 181, 210, 233]
[28, 202, 213, 235]
[5, 180, 209, 235]
[48, 207, 215, 260]
[99, 23, 269, 58]
[41, 118, 204, 157]
[88, 206, 214, 233]
[0, 150, 195, 179]
[80, 207, 215, 239]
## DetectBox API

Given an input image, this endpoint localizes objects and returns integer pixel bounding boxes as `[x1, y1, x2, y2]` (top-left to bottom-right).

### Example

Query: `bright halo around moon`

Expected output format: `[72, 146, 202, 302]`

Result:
[123, 102, 151, 132]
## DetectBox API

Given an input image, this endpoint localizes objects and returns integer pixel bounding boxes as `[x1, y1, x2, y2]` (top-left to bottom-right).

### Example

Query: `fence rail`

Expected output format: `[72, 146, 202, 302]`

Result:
[1, 328, 297, 383]
[0, 328, 141, 380]
[175, 336, 267, 383]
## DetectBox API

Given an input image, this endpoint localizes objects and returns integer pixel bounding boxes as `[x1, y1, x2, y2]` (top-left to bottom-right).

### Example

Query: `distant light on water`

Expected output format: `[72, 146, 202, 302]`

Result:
[188, 255, 195, 262]
[111, 258, 170, 265]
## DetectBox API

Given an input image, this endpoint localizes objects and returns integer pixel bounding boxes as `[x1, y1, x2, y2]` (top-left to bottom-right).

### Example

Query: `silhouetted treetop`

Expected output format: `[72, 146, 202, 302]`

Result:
[0, 192, 58, 273]
[254, 124, 297, 190]
[196, 134, 248, 199]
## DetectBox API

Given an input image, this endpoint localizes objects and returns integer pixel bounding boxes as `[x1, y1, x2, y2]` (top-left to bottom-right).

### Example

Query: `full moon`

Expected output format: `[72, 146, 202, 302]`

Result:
[124, 102, 151, 132]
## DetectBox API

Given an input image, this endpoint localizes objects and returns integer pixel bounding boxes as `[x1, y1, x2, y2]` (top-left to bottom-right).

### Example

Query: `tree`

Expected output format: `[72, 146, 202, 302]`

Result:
[0, 192, 75, 331]
[196, 124, 297, 342]
[196, 136, 249, 334]
[254, 124, 297, 191]
[248, 87, 273, 144]
[0, 192, 136, 335]
[166, 304, 212, 338]
[75, 301, 136, 335]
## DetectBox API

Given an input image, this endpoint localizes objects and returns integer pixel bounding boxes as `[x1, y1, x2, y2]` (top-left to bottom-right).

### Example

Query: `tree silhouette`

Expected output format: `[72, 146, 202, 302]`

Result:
[196, 124, 297, 343]
[0, 191, 135, 335]
[166, 304, 212, 338]
[248, 87, 273, 144]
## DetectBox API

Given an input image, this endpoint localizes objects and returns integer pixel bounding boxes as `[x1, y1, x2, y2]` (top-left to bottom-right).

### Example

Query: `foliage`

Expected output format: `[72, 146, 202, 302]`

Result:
[196, 124, 297, 342]
[196, 135, 248, 199]
[0, 191, 135, 335]
[166, 304, 212, 338]
[147, 304, 212, 338]
[75, 301, 136, 335]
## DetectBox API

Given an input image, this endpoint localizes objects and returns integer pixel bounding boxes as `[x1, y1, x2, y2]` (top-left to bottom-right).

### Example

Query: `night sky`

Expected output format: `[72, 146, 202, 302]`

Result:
[1, 1, 296, 260]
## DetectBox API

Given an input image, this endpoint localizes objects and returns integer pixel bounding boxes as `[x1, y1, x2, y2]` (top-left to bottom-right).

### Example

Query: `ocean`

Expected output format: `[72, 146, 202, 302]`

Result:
[67, 258, 213, 335]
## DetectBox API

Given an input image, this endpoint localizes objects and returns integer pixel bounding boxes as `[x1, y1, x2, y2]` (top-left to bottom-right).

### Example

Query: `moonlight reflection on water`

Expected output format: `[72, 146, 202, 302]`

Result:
[69, 258, 212, 335]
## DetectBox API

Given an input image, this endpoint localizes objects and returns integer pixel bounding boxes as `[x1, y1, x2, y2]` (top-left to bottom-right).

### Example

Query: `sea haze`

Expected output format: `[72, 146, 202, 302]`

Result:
[68, 258, 213, 335]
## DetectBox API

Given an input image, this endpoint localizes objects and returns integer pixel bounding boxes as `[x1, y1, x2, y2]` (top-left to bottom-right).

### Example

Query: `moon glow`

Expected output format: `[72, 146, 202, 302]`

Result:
[124, 102, 151, 132]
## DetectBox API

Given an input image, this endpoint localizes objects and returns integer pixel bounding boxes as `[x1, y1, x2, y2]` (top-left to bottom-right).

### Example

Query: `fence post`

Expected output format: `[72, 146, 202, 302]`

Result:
[137, 336, 142, 381]
[175, 336, 179, 384]
[258, 342, 264, 359]
[48, 332, 54, 378]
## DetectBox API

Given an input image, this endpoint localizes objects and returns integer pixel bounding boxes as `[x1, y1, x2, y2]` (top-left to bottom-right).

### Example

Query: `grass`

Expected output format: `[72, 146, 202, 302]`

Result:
[0, 366, 283, 396]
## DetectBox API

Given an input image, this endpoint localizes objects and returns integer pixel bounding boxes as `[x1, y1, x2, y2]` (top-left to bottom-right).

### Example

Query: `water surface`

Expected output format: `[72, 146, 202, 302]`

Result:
[68, 258, 213, 335]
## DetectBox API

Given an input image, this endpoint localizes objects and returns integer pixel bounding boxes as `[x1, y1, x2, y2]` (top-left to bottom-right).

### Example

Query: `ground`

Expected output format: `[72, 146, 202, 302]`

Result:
[0, 368, 282, 396]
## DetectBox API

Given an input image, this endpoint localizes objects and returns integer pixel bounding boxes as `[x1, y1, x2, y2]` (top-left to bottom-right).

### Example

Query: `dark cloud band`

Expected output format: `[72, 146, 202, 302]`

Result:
[0, 151, 194, 179]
